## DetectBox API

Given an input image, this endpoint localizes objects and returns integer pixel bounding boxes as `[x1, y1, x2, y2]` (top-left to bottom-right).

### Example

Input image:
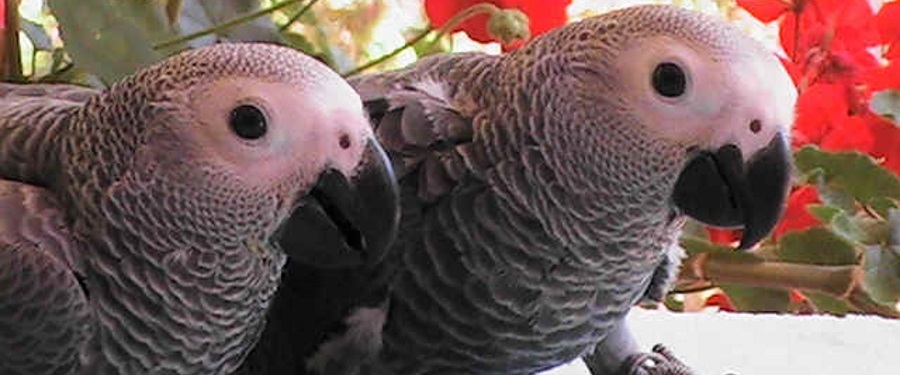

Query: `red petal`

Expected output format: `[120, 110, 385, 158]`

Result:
[877, 1, 900, 51]
[779, 13, 803, 62]
[737, 0, 791, 23]
[773, 185, 822, 240]
[704, 293, 736, 312]
[790, 289, 808, 302]
[793, 83, 849, 146]
[865, 62, 900, 92]
[781, 0, 878, 64]
[424, 0, 495, 42]
[706, 227, 743, 246]
[830, 0, 879, 50]
[868, 113, 900, 176]
[820, 115, 875, 153]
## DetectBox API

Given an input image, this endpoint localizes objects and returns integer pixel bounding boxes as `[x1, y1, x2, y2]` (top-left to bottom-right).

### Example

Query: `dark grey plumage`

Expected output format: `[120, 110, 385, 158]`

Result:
[247, 4, 796, 375]
[0, 43, 395, 375]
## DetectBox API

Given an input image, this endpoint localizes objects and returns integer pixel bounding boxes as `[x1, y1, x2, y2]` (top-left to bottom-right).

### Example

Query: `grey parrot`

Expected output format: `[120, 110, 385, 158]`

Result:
[240, 4, 797, 375]
[0, 43, 399, 375]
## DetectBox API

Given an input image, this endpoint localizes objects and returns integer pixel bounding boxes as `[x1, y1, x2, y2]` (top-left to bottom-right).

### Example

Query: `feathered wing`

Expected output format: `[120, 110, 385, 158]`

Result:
[0, 83, 94, 375]
[0, 181, 90, 375]
[348, 56, 567, 374]
[0, 83, 97, 187]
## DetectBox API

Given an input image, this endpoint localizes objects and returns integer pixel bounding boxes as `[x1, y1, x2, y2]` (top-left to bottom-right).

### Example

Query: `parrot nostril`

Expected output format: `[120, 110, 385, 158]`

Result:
[339, 134, 352, 150]
[749, 119, 762, 134]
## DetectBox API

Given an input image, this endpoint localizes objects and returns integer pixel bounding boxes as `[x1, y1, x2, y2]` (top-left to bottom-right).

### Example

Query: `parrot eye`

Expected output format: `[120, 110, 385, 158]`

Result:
[652, 62, 687, 98]
[229, 104, 268, 140]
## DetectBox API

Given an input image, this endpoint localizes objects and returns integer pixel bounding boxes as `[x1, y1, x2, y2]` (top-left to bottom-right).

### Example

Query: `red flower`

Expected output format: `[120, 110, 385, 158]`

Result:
[820, 114, 874, 153]
[737, 0, 791, 23]
[868, 114, 900, 176]
[703, 292, 736, 312]
[424, 0, 571, 48]
[773, 185, 822, 240]
[790, 289, 808, 303]
[877, 1, 900, 60]
[706, 227, 742, 246]
[740, 0, 879, 88]
[866, 62, 900, 92]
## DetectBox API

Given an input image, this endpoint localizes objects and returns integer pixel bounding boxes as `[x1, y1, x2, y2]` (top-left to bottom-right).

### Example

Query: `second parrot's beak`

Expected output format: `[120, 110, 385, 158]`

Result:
[672, 133, 791, 249]
[277, 138, 400, 268]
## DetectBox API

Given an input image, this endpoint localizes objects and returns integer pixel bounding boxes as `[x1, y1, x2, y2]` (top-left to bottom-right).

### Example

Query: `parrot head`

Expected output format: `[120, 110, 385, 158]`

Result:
[606, 5, 796, 248]
[509, 5, 795, 249]
[77, 43, 400, 267]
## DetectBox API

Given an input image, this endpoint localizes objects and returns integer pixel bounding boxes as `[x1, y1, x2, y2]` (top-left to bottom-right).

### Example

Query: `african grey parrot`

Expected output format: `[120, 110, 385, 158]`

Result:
[0, 43, 399, 375]
[240, 4, 797, 375]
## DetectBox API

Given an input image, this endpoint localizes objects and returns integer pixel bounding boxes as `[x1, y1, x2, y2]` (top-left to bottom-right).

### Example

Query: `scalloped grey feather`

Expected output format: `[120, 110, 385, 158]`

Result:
[0, 42, 385, 375]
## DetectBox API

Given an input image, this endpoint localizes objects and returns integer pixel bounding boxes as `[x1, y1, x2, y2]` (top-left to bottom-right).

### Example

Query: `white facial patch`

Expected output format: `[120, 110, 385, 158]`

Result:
[614, 34, 797, 159]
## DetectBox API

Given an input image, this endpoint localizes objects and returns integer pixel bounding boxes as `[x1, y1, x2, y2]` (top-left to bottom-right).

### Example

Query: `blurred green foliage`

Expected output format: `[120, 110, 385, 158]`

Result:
[10, 0, 448, 86]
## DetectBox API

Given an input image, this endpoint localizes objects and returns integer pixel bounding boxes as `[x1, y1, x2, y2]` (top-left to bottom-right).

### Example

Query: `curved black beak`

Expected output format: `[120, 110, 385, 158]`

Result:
[277, 138, 400, 268]
[672, 134, 791, 249]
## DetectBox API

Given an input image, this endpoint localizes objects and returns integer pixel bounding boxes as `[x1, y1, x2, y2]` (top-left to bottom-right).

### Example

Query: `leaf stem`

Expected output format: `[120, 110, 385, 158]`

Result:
[679, 251, 899, 318]
[153, 0, 308, 50]
[341, 27, 432, 77]
[341, 2, 502, 77]
[279, 0, 320, 32]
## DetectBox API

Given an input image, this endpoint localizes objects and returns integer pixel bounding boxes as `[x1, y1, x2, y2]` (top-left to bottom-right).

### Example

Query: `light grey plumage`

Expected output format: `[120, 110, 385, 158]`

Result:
[0, 43, 399, 375]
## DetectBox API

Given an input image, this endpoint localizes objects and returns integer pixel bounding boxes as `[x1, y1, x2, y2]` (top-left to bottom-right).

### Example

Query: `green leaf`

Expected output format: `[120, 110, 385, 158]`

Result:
[37, 63, 105, 89]
[861, 209, 900, 304]
[828, 211, 868, 244]
[679, 235, 761, 263]
[868, 197, 900, 219]
[719, 284, 791, 312]
[19, 18, 52, 51]
[281, 32, 317, 55]
[862, 244, 900, 305]
[48, 0, 181, 83]
[870, 89, 900, 125]
[813, 180, 858, 213]
[794, 145, 900, 206]
[177, 0, 281, 48]
[777, 227, 857, 266]
[807, 204, 842, 223]
[662, 294, 684, 312]
[808, 204, 889, 247]
[805, 292, 851, 316]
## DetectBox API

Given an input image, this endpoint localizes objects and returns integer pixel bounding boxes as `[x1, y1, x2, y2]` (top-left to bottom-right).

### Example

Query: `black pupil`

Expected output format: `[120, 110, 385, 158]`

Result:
[230, 105, 267, 140]
[652, 62, 687, 98]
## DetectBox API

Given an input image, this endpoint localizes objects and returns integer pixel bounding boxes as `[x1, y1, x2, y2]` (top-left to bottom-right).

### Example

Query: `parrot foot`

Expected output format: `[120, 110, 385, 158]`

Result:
[618, 344, 696, 375]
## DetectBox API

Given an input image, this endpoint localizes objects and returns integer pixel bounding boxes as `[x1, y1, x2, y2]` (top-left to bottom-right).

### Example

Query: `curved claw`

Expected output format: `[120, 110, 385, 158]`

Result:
[619, 344, 696, 375]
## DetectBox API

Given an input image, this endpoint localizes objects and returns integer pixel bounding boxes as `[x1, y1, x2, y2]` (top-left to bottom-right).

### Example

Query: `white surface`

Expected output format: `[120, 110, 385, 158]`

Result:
[541, 308, 900, 375]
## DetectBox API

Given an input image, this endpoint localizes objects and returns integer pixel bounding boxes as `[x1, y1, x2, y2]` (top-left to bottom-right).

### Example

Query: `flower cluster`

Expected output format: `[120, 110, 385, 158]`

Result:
[708, 0, 900, 243]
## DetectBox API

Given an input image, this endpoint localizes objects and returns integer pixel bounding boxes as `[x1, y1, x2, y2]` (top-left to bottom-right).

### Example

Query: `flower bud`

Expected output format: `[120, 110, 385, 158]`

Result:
[487, 8, 530, 45]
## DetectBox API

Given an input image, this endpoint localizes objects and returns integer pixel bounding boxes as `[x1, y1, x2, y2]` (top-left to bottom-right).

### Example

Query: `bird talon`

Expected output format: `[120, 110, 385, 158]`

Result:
[620, 344, 696, 375]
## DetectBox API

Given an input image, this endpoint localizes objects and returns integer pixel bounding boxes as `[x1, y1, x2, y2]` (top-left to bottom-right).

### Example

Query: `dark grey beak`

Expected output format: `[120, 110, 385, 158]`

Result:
[672, 134, 791, 249]
[277, 138, 400, 268]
